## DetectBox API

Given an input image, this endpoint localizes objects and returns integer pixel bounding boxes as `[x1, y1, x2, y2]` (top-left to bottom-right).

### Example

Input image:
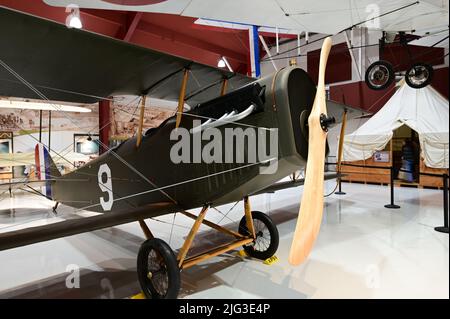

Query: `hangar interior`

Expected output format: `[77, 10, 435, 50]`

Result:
[0, 0, 448, 299]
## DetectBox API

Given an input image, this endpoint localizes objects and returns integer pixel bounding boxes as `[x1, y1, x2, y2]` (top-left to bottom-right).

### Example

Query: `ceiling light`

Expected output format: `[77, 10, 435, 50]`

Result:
[0, 100, 92, 113]
[68, 15, 83, 29]
[66, 4, 83, 29]
[217, 59, 226, 68]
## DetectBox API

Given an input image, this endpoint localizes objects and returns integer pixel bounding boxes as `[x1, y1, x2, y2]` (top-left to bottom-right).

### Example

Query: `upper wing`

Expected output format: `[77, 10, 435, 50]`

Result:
[0, 201, 177, 251]
[0, 6, 253, 106]
[44, 0, 449, 34]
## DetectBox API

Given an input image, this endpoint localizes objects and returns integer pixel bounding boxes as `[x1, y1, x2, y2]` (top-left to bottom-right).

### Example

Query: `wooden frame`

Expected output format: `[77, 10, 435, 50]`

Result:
[135, 198, 257, 270]
[138, 219, 154, 240]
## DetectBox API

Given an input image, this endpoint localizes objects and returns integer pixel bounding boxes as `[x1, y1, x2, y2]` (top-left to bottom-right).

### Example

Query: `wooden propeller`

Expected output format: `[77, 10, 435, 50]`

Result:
[289, 37, 333, 266]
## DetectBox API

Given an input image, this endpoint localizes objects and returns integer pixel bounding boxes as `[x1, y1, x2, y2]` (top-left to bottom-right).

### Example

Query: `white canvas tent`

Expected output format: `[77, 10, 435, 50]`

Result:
[342, 83, 449, 169]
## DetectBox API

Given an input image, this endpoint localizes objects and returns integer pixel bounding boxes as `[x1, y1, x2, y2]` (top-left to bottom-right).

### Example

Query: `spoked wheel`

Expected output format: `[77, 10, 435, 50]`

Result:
[137, 238, 180, 299]
[405, 63, 433, 89]
[365, 60, 395, 90]
[238, 211, 279, 260]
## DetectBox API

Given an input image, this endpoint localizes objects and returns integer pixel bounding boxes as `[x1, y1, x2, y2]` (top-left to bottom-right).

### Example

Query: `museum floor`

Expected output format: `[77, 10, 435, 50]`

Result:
[0, 181, 448, 299]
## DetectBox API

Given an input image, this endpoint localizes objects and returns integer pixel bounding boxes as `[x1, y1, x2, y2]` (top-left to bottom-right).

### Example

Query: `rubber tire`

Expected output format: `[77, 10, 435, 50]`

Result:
[137, 238, 180, 299]
[238, 211, 279, 260]
[405, 63, 433, 89]
[365, 60, 395, 90]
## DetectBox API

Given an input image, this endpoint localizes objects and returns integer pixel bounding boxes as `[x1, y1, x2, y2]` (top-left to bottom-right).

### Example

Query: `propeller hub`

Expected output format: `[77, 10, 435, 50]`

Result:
[319, 114, 335, 132]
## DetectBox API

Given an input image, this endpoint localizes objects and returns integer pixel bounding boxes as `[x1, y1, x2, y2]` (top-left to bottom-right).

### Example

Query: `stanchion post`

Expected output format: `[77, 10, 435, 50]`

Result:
[385, 166, 400, 209]
[435, 174, 449, 234]
[335, 174, 346, 195]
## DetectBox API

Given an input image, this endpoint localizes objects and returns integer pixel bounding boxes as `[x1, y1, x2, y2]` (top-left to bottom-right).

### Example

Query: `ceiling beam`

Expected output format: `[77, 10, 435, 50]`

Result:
[123, 12, 143, 42]
[137, 20, 247, 64]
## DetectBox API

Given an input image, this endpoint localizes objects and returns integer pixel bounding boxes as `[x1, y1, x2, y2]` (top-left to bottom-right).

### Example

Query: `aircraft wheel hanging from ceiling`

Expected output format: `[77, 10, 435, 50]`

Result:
[365, 60, 395, 90]
[238, 211, 279, 260]
[137, 238, 181, 299]
[405, 62, 434, 89]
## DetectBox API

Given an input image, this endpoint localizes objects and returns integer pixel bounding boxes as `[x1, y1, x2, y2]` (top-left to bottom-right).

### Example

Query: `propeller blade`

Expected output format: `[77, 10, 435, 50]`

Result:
[289, 37, 333, 266]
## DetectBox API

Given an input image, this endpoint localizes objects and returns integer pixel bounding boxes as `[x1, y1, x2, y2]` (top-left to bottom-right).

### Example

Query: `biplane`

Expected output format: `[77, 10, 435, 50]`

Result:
[45, 0, 449, 91]
[0, 7, 363, 298]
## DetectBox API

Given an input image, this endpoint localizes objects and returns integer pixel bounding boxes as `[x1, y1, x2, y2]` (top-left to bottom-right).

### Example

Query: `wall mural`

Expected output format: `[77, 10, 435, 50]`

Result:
[110, 102, 174, 141]
[0, 106, 99, 135]
[0, 97, 174, 141]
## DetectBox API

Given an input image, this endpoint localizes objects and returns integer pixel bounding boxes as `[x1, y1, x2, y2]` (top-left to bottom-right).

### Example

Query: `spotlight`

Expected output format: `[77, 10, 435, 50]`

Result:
[217, 59, 226, 68]
[68, 15, 82, 29]
[66, 4, 83, 29]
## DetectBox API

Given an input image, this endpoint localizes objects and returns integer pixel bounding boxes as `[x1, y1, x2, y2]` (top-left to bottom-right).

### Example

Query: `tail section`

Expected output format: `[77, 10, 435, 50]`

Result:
[35, 143, 60, 199]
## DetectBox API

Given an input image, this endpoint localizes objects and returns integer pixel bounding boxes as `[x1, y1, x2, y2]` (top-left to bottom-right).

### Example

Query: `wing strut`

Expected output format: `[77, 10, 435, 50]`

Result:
[136, 95, 147, 148]
[175, 68, 190, 128]
[220, 78, 228, 96]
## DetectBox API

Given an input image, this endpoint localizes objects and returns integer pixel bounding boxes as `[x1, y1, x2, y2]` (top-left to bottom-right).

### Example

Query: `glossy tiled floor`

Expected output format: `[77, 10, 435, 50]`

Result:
[0, 181, 448, 299]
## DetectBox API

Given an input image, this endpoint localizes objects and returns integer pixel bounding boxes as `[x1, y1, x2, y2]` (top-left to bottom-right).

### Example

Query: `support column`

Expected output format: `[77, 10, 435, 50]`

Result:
[99, 99, 111, 154]
[248, 26, 261, 78]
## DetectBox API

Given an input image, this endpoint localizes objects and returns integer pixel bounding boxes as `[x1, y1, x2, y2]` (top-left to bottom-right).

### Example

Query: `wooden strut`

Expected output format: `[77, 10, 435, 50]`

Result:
[175, 69, 190, 129]
[180, 210, 245, 239]
[177, 205, 209, 267]
[244, 196, 256, 238]
[136, 95, 147, 148]
[138, 220, 154, 240]
[177, 197, 256, 269]
[181, 238, 254, 269]
[220, 78, 228, 96]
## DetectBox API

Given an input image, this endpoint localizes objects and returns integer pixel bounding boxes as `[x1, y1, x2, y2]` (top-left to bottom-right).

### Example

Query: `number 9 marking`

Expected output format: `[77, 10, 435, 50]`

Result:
[98, 164, 113, 211]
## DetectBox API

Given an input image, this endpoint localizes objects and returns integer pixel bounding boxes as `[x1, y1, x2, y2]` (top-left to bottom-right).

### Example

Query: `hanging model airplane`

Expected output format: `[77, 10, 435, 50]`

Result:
[44, 0, 448, 91]
[0, 7, 363, 298]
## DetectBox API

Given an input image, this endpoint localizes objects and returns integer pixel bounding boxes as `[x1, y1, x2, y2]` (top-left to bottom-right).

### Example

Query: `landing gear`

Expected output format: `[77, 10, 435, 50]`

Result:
[137, 238, 180, 299]
[365, 60, 395, 90]
[405, 62, 433, 89]
[136, 198, 280, 299]
[238, 211, 279, 260]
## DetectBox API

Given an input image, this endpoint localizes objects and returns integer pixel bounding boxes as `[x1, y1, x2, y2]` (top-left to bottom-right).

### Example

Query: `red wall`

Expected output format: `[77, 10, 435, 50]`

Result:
[381, 43, 445, 72]
[329, 66, 448, 113]
[431, 67, 449, 98]
[308, 43, 352, 84]
[330, 81, 396, 113]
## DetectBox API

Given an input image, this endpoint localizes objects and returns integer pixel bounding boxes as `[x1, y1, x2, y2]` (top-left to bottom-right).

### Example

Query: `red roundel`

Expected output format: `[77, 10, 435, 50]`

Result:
[102, 0, 167, 5]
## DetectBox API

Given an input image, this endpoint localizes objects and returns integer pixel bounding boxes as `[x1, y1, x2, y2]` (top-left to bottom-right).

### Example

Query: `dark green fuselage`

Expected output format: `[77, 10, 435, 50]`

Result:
[52, 67, 319, 215]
